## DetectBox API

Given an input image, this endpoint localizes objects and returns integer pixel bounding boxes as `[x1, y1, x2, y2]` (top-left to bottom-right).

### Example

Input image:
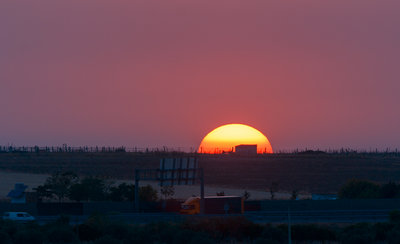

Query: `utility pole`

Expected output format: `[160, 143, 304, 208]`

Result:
[288, 207, 292, 244]
[200, 168, 205, 215]
[135, 169, 139, 212]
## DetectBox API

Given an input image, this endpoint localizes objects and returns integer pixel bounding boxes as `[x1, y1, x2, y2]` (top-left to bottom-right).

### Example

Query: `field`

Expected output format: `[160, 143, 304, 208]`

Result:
[201, 153, 400, 193]
[1, 152, 400, 195]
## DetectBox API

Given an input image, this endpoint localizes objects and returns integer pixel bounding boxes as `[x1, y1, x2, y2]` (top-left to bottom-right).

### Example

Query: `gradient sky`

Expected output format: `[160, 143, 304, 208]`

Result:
[1, 0, 399, 151]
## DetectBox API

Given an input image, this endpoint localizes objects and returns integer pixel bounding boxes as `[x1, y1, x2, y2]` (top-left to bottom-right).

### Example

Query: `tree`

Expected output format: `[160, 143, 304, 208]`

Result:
[290, 190, 299, 200]
[81, 177, 107, 201]
[242, 190, 251, 200]
[338, 179, 380, 199]
[139, 185, 158, 202]
[380, 181, 399, 198]
[69, 183, 88, 202]
[69, 177, 107, 202]
[108, 183, 135, 202]
[160, 185, 175, 200]
[44, 171, 79, 202]
[33, 185, 52, 201]
[268, 182, 279, 200]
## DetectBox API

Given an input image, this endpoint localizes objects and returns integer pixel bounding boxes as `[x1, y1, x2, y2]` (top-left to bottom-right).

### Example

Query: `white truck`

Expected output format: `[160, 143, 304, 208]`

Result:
[2, 212, 35, 222]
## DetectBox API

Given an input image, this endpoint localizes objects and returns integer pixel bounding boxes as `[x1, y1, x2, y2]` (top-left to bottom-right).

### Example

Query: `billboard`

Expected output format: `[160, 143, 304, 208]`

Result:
[159, 158, 198, 186]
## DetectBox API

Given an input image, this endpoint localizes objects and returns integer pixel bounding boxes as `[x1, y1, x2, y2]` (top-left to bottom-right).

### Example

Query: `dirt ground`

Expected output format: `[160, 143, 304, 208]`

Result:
[1, 152, 399, 195]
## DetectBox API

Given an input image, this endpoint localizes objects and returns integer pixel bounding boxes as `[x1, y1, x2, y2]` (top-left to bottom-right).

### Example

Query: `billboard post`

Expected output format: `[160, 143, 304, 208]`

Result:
[134, 157, 201, 212]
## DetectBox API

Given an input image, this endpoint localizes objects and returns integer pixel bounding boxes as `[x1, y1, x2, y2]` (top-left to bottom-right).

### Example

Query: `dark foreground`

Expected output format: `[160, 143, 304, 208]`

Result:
[3, 213, 400, 244]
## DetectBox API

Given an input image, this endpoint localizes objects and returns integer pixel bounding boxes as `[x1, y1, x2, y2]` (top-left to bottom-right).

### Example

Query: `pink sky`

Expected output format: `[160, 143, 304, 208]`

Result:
[1, 0, 399, 151]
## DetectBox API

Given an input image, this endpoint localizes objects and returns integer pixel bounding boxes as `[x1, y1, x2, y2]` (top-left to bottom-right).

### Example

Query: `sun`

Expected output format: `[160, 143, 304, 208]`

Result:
[198, 124, 273, 154]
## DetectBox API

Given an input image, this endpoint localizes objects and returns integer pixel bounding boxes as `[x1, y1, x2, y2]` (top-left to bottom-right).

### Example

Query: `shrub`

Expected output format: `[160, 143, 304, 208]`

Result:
[75, 223, 103, 241]
[47, 225, 78, 243]
[139, 185, 158, 202]
[291, 224, 337, 241]
[182, 216, 262, 241]
[104, 222, 132, 240]
[338, 179, 380, 199]
[189, 232, 216, 244]
[92, 235, 121, 244]
[108, 183, 134, 201]
[14, 229, 44, 244]
[339, 223, 374, 244]
[380, 181, 399, 198]
[0, 230, 12, 244]
[261, 225, 286, 243]
[387, 225, 400, 244]
[125, 227, 152, 243]
[0, 220, 18, 237]
[389, 210, 400, 223]
[374, 222, 394, 241]
[254, 239, 281, 244]
[55, 215, 70, 225]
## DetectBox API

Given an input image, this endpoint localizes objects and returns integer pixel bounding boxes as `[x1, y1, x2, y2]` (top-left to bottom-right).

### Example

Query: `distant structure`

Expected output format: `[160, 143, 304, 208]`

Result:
[311, 194, 337, 200]
[7, 183, 28, 204]
[235, 144, 257, 156]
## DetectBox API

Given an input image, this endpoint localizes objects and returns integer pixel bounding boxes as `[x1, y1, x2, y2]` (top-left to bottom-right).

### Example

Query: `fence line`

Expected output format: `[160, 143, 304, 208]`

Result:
[0, 146, 399, 155]
[0, 145, 195, 153]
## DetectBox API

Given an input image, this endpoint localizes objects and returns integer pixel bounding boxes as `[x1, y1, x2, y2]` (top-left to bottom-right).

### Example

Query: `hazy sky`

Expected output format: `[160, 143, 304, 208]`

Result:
[1, 0, 399, 151]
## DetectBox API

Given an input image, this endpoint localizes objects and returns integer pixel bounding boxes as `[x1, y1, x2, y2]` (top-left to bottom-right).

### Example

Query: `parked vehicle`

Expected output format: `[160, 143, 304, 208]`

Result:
[180, 196, 244, 214]
[2, 212, 35, 222]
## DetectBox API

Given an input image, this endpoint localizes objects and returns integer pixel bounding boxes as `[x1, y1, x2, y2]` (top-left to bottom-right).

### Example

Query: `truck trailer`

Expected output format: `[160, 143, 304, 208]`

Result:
[180, 196, 244, 214]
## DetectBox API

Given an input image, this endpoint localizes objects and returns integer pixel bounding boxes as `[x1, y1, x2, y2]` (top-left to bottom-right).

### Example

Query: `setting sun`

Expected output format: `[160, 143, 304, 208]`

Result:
[198, 124, 273, 154]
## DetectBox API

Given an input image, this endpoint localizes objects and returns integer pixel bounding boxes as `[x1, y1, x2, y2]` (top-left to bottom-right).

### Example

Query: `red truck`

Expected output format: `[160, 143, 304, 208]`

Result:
[180, 196, 244, 214]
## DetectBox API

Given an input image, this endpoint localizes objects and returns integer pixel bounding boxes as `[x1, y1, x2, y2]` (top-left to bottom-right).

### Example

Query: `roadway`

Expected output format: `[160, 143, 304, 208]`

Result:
[35, 209, 393, 225]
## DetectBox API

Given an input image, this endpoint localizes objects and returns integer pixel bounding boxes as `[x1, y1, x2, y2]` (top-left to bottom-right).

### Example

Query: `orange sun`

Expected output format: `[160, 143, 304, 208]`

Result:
[198, 124, 273, 154]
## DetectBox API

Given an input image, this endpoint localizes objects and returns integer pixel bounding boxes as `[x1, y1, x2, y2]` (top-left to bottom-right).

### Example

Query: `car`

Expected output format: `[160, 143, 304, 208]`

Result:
[2, 212, 35, 222]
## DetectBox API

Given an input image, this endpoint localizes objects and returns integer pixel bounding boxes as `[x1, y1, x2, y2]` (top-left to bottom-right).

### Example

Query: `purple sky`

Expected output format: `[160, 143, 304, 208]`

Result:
[1, 0, 399, 151]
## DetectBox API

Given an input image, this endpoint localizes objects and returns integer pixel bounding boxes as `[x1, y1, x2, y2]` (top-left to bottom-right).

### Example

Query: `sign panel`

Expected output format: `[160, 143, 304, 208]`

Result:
[159, 157, 198, 186]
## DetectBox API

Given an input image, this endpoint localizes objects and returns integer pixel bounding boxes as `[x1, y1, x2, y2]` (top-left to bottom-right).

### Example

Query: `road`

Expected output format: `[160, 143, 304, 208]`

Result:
[245, 209, 391, 223]
[35, 209, 393, 225]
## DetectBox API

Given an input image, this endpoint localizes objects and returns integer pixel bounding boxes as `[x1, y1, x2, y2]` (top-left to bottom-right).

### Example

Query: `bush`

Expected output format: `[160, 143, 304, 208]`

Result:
[253, 239, 281, 244]
[387, 225, 400, 244]
[139, 185, 158, 202]
[55, 215, 70, 225]
[380, 181, 400, 198]
[171, 229, 195, 244]
[47, 225, 78, 243]
[338, 179, 380, 199]
[92, 235, 121, 244]
[182, 216, 262, 241]
[108, 183, 134, 201]
[291, 224, 336, 241]
[339, 223, 374, 244]
[261, 225, 286, 243]
[124, 227, 152, 243]
[0, 230, 12, 244]
[14, 229, 44, 244]
[189, 232, 217, 244]
[104, 222, 132, 240]
[389, 210, 400, 223]
[0, 220, 18, 238]
[375, 222, 394, 241]
[76, 223, 103, 241]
